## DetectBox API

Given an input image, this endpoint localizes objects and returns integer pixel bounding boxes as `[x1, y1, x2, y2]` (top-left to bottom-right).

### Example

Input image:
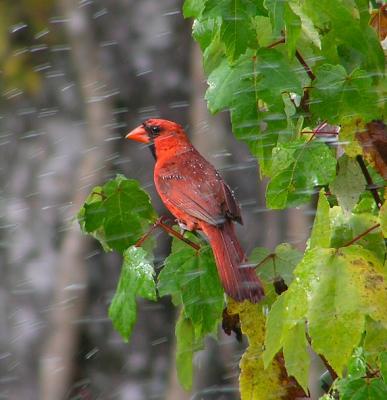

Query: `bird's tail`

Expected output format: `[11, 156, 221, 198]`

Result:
[201, 221, 264, 303]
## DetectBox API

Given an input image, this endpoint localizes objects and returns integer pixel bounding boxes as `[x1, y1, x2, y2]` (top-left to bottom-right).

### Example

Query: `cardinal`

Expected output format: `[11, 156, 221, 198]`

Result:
[126, 118, 264, 303]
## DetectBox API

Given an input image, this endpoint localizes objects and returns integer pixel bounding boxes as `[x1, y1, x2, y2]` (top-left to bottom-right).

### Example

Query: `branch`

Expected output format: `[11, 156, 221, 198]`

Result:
[135, 216, 201, 251]
[342, 223, 381, 248]
[158, 220, 201, 251]
[267, 37, 286, 48]
[356, 155, 383, 209]
[295, 50, 316, 81]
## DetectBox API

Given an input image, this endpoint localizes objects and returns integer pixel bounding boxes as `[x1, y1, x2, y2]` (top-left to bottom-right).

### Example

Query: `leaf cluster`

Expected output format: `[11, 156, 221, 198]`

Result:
[183, 0, 386, 398]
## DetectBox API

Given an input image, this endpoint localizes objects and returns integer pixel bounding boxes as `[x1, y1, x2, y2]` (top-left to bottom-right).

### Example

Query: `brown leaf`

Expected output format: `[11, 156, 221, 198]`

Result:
[356, 120, 387, 179]
[370, 4, 387, 41]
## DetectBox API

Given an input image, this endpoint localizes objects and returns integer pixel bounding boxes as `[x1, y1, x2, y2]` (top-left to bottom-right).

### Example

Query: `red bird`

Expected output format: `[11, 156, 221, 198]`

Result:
[126, 119, 264, 303]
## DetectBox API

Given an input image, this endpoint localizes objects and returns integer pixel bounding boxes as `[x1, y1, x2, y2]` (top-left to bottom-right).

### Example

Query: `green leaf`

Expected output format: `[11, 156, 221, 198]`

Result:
[183, 0, 206, 18]
[158, 235, 224, 337]
[78, 175, 157, 253]
[192, 18, 219, 51]
[288, 2, 321, 49]
[108, 246, 156, 342]
[203, 0, 230, 17]
[78, 186, 104, 233]
[339, 378, 387, 400]
[253, 16, 274, 47]
[250, 242, 302, 286]
[330, 208, 386, 263]
[364, 318, 387, 363]
[283, 321, 310, 393]
[380, 352, 387, 383]
[347, 348, 367, 379]
[297, 246, 387, 375]
[349, 214, 385, 264]
[310, 65, 380, 124]
[255, 48, 303, 100]
[220, 0, 257, 62]
[331, 155, 365, 215]
[201, 21, 225, 74]
[263, 292, 286, 367]
[284, 3, 301, 58]
[230, 81, 283, 176]
[306, 248, 365, 376]
[266, 140, 337, 209]
[263, 279, 310, 390]
[175, 312, 195, 390]
[309, 189, 331, 249]
[264, 0, 285, 37]
[205, 56, 247, 113]
[304, 0, 384, 74]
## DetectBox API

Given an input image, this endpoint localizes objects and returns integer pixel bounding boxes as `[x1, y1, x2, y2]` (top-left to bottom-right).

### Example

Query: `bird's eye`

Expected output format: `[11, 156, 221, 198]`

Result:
[151, 126, 160, 134]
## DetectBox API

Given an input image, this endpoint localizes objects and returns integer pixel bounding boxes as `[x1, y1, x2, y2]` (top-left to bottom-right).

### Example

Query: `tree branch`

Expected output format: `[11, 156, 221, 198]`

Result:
[342, 223, 381, 248]
[356, 155, 383, 209]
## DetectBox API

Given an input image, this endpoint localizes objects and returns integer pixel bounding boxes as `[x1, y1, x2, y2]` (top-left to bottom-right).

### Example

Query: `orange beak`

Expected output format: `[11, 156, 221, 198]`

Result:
[125, 125, 150, 143]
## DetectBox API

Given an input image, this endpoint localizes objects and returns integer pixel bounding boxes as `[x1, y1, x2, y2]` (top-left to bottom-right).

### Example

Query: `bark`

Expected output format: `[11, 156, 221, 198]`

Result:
[39, 1, 113, 398]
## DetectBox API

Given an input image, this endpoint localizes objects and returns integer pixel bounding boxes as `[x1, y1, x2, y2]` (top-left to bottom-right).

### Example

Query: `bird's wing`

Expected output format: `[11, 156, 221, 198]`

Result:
[155, 150, 241, 226]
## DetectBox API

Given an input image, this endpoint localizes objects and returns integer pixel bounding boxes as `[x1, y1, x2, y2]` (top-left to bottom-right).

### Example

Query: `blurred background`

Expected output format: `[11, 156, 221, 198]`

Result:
[0, 1, 314, 399]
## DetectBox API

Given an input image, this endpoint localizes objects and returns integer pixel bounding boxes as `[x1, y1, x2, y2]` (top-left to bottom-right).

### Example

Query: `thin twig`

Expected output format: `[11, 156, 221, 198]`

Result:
[135, 222, 159, 248]
[295, 50, 316, 81]
[342, 223, 381, 248]
[301, 130, 339, 135]
[158, 220, 200, 251]
[134, 216, 201, 251]
[356, 155, 382, 209]
[254, 253, 275, 270]
[267, 37, 285, 48]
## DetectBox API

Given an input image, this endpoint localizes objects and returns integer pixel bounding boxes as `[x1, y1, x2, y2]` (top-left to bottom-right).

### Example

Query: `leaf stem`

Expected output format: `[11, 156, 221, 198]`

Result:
[341, 223, 381, 248]
[255, 253, 275, 270]
[135, 223, 159, 248]
[158, 219, 201, 251]
[135, 217, 200, 251]
[267, 37, 285, 48]
[135, 216, 201, 251]
[356, 155, 382, 209]
[295, 50, 316, 81]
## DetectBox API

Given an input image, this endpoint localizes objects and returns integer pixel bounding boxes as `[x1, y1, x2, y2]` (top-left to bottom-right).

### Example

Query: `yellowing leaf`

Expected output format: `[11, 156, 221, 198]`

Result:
[380, 202, 387, 238]
[309, 189, 331, 249]
[339, 118, 364, 158]
[228, 300, 287, 400]
[331, 155, 365, 214]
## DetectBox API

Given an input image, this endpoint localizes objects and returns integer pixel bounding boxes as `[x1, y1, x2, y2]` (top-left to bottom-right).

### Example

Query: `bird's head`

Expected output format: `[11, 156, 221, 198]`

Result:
[126, 118, 191, 159]
[126, 118, 184, 143]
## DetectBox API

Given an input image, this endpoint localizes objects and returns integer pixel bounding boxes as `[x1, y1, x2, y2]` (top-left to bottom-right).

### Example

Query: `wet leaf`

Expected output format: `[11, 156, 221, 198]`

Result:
[310, 65, 380, 124]
[266, 140, 337, 209]
[331, 155, 365, 214]
[250, 242, 302, 287]
[309, 189, 331, 249]
[175, 313, 195, 390]
[158, 234, 224, 337]
[108, 246, 156, 342]
[228, 300, 288, 400]
[78, 175, 157, 253]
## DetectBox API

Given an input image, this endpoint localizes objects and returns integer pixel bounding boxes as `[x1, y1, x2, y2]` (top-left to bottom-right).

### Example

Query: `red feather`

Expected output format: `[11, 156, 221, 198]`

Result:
[126, 118, 264, 303]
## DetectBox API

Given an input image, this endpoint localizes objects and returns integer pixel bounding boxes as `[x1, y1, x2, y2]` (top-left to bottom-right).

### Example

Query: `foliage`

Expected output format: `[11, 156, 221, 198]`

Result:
[78, 0, 387, 398]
